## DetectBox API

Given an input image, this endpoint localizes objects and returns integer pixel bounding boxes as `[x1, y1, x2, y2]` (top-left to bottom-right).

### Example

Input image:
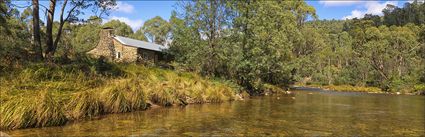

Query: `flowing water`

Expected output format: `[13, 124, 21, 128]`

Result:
[4, 87, 425, 136]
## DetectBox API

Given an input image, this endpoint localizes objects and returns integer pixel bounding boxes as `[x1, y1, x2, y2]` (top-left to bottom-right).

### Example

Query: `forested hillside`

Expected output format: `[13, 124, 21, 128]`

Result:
[167, 1, 424, 93]
[295, 1, 425, 92]
[1, 0, 424, 94]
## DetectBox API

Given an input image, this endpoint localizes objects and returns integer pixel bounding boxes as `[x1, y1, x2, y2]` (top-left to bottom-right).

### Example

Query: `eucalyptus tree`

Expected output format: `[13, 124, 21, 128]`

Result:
[141, 16, 170, 45]
[72, 16, 103, 53]
[175, 0, 233, 76]
[0, 3, 32, 67]
[103, 20, 133, 37]
[31, 0, 43, 60]
[130, 29, 147, 41]
[231, 1, 314, 92]
[168, 11, 203, 69]
[43, 0, 116, 62]
[383, 1, 425, 26]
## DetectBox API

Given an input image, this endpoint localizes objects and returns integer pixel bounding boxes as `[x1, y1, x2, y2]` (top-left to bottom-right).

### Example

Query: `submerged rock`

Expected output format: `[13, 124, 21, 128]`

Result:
[236, 94, 244, 100]
[416, 90, 425, 95]
[0, 132, 10, 137]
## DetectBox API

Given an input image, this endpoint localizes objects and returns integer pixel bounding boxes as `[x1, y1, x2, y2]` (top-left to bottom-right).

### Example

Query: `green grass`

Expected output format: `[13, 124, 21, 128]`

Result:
[0, 59, 243, 130]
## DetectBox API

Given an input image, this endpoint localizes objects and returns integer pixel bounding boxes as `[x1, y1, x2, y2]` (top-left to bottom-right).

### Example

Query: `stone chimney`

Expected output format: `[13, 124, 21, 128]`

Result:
[87, 27, 116, 60]
[101, 27, 115, 38]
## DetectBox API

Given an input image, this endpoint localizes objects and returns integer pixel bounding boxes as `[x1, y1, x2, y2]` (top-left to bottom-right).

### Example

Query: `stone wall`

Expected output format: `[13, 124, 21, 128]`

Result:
[137, 48, 159, 63]
[113, 39, 138, 62]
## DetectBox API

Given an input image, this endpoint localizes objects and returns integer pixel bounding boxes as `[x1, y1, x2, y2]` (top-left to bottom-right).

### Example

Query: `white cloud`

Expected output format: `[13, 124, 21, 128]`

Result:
[319, 0, 363, 7]
[342, 1, 398, 19]
[105, 16, 143, 31]
[113, 2, 134, 13]
[342, 10, 364, 19]
[407, 0, 425, 3]
[365, 1, 397, 15]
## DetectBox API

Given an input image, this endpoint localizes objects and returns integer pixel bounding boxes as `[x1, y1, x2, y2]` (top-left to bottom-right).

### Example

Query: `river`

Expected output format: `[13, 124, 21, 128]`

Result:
[4, 87, 425, 136]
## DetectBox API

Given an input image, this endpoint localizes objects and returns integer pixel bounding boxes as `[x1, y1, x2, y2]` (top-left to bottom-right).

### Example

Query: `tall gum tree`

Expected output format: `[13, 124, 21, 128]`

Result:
[32, 0, 43, 60]
[141, 16, 170, 45]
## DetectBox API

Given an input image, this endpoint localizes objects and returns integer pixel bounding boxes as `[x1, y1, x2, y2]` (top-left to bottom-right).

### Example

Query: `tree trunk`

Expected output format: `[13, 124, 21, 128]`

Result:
[52, 0, 69, 57]
[398, 56, 403, 77]
[328, 57, 331, 85]
[45, 0, 56, 63]
[32, 0, 43, 60]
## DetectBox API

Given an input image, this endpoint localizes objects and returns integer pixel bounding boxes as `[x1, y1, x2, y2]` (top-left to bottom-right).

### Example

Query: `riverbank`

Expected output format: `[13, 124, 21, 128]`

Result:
[297, 84, 425, 95]
[0, 58, 260, 130]
[4, 88, 424, 136]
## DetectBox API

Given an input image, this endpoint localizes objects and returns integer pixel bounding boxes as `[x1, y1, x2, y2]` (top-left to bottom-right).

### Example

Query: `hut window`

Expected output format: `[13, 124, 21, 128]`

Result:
[116, 52, 121, 59]
[142, 52, 149, 60]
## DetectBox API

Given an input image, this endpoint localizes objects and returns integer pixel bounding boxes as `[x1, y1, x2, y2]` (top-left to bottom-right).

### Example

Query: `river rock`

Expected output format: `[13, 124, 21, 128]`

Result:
[0, 132, 10, 137]
[416, 90, 425, 95]
[236, 94, 244, 100]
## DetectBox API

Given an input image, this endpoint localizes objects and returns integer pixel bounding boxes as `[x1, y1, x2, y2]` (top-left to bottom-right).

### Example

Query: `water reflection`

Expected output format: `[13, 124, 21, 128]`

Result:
[5, 88, 425, 136]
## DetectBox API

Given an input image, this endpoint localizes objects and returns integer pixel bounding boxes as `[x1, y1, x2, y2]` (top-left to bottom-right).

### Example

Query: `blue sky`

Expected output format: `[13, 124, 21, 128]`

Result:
[13, 0, 411, 31]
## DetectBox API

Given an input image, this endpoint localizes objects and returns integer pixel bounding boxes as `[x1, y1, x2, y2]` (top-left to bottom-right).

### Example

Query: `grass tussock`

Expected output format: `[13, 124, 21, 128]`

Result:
[101, 84, 132, 113]
[0, 91, 67, 130]
[100, 79, 149, 113]
[66, 91, 104, 120]
[0, 60, 246, 130]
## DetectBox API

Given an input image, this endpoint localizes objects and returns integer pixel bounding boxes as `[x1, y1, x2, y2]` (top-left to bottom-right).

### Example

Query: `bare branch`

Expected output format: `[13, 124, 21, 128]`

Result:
[59, 0, 68, 22]
[64, 0, 82, 22]
[39, 3, 49, 11]
[10, 3, 32, 9]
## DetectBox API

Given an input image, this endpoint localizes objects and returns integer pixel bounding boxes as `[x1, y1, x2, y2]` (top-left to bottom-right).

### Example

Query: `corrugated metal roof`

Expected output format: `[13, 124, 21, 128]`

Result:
[114, 36, 168, 52]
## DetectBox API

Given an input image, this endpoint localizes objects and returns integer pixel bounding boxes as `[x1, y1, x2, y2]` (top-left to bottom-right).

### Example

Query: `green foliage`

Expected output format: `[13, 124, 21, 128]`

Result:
[72, 23, 101, 53]
[414, 84, 425, 92]
[130, 28, 148, 41]
[295, 4, 424, 93]
[0, 11, 32, 69]
[141, 16, 171, 45]
[382, 1, 425, 26]
[103, 19, 134, 37]
[169, 1, 315, 94]
[286, 1, 424, 93]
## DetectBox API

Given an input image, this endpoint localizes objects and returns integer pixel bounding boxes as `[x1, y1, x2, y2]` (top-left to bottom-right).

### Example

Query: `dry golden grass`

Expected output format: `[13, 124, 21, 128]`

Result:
[322, 85, 382, 93]
[0, 91, 67, 129]
[0, 62, 242, 130]
[301, 84, 383, 93]
[66, 91, 104, 120]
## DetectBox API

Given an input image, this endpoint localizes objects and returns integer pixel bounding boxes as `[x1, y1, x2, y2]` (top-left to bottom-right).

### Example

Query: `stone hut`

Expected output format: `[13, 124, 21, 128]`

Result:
[88, 27, 168, 63]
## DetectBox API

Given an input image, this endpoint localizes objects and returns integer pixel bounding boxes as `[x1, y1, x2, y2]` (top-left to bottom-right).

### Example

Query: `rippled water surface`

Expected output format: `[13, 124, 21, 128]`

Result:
[5, 88, 425, 136]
